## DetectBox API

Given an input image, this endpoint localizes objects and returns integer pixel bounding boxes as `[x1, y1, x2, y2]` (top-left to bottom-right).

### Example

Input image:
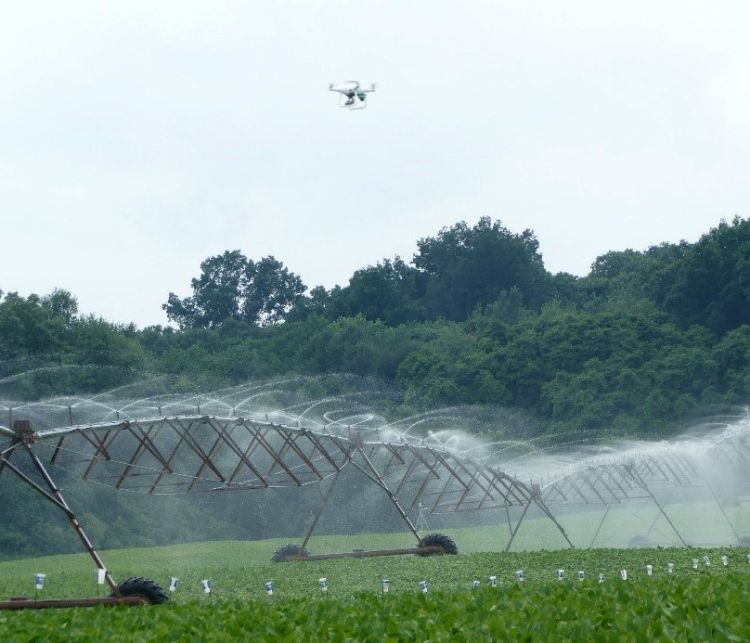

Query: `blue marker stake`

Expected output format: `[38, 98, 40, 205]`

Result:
[34, 573, 46, 600]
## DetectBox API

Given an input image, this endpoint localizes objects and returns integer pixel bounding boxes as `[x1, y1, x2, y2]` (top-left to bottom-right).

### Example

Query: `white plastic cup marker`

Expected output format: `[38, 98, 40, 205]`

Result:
[472, 580, 480, 589]
[265, 582, 274, 596]
[578, 570, 585, 581]
[319, 578, 328, 593]
[703, 555, 711, 567]
[692, 558, 699, 570]
[721, 556, 728, 567]
[598, 573, 605, 583]
[488, 576, 497, 587]
[169, 577, 179, 592]
[201, 579, 212, 594]
[667, 563, 674, 574]
[382, 579, 390, 593]
[97, 569, 107, 586]
[620, 569, 628, 581]
[515, 570, 524, 582]
[557, 569, 565, 581]
[646, 564, 653, 577]
[35, 574, 47, 591]
[419, 580, 428, 593]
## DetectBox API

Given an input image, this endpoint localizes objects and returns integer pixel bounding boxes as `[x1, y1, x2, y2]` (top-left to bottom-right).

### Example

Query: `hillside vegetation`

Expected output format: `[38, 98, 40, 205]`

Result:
[3, 216, 750, 436]
[3, 217, 750, 559]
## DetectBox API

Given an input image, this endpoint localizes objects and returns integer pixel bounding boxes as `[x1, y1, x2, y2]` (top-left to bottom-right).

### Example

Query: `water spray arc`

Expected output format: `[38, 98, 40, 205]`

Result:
[0, 413, 576, 567]
[2, 380, 750, 608]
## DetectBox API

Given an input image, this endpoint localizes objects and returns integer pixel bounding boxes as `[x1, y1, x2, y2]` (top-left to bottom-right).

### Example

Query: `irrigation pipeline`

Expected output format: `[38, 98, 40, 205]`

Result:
[0, 596, 147, 611]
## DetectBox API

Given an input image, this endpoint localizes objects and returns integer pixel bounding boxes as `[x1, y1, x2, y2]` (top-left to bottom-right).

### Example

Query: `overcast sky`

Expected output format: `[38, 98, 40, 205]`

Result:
[2, 1, 749, 328]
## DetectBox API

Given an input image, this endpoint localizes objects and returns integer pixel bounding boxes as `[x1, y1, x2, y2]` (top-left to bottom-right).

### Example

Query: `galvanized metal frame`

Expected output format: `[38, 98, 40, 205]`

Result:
[0, 421, 119, 595]
[2, 416, 578, 563]
[7, 412, 748, 566]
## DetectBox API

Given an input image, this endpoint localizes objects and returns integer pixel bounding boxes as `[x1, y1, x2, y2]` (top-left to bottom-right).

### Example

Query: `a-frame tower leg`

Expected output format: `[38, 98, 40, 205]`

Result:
[349, 448, 423, 544]
[504, 485, 575, 552]
[1, 421, 119, 594]
[625, 464, 687, 547]
[299, 471, 342, 553]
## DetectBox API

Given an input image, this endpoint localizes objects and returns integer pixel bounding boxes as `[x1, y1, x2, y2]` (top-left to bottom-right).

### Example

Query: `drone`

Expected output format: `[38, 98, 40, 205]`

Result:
[329, 81, 376, 110]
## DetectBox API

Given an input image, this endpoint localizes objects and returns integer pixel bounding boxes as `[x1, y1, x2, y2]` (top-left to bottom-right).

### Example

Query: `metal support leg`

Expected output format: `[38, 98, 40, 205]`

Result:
[705, 480, 741, 543]
[504, 504, 513, 540]
[504, 500, 532, 552]
[300, 472, 341, 552]
[350, 449, 422, 543]
[645, 506, 663, 538]
[626, 465, 687, 547]
[21, 442, 119, 593]
[0, 441, 22, 477]
[416, 503, 430, 531]
[534, 497, 575, 549]
[589, 504, 611, 548]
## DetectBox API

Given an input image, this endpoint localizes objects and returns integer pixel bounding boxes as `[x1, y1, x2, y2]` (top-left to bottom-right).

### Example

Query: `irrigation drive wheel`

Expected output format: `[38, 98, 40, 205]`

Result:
[416, 533, 459, 556]
[272, 543, 311, 563]
[113, 577, 169, 604]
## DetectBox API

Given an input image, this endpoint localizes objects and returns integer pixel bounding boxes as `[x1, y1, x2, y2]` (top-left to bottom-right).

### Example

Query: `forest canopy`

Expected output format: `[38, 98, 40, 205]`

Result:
[3, 216, 750, 438]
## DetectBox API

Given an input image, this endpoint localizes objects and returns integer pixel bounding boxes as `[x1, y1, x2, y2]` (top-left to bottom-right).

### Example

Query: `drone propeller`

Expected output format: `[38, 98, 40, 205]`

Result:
[329, 81, 375, 109]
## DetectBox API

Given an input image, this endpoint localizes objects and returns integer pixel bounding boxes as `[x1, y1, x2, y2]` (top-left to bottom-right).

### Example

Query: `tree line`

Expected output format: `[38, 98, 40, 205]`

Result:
[3, 215, 750, 557]
[3, 216, 750, 438]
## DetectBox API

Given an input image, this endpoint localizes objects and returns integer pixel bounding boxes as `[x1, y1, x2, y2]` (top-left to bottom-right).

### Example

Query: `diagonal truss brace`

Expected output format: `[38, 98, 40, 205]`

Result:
[503, 484, 575, 552]
[1, 422, 119, 594]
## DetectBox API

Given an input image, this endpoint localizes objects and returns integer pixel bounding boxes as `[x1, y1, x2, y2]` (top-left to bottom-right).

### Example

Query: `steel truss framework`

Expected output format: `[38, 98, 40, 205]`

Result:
[3, 414, 749, 574]
[537, 441, 749, 547]
[539, 456, 694, 547]
[0, 417, 574, 576]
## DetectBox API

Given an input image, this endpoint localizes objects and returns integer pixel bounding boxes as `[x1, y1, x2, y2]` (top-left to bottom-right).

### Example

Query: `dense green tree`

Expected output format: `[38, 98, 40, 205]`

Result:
[41, 288, 79, 323]
[0, 292, 69, 358]
[326, 258, 426, 325]
[164, 250, 248, 328]
[245, 256, 307, 326]
[663, 217, 750, 334]
[163, 251, 306, 328]
[9, 216, 750, 439]
[414, 217, 549, 321]
[710, 325, 750, 400]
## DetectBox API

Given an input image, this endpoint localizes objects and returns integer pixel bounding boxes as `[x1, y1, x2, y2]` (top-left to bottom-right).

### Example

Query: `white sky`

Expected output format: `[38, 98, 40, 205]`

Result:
[2, 1, 749, 328]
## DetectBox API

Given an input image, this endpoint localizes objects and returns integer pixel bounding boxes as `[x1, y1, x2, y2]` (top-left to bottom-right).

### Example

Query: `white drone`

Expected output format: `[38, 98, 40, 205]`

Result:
[329, 80, 376, 110]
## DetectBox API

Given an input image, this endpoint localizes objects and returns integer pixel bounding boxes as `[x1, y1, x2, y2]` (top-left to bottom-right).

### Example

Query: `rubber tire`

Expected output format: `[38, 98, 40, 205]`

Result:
[272, 543, 311, 563]
[113, 577, 169, 605]
[416, 533, 459, 556]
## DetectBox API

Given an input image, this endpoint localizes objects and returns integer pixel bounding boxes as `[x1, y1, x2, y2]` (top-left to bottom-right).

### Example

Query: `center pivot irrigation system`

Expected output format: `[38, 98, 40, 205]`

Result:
[1, 396, 749, 610]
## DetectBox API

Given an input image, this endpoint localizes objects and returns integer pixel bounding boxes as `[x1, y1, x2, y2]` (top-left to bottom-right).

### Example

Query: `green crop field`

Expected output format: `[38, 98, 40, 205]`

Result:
[1, 532, 749, 642]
